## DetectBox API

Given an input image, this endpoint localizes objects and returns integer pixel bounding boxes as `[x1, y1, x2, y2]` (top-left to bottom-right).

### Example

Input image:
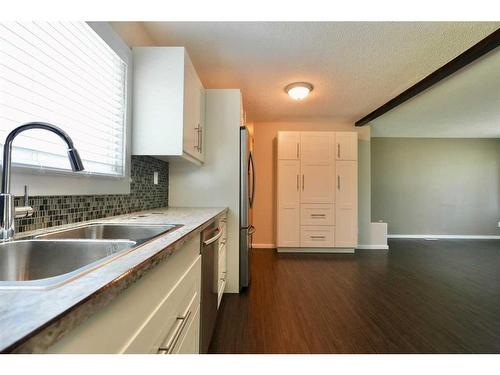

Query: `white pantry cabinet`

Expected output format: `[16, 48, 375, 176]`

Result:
[277, 131, 358, 252]
[47, 234, 202, 354]
[132, 47, 205, 164]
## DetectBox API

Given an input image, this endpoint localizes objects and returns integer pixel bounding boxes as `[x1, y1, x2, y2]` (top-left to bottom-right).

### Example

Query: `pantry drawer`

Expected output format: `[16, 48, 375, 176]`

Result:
[300, 226, 335, 247]
[300, 204, 334, 226]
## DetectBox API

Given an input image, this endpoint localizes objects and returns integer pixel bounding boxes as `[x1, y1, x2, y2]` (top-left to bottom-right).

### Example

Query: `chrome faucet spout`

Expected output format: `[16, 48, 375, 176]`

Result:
[0, 122, 84, 240]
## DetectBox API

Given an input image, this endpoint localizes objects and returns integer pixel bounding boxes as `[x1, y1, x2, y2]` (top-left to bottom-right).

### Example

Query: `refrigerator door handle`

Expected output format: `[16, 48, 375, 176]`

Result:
[248, 151, 256, 208]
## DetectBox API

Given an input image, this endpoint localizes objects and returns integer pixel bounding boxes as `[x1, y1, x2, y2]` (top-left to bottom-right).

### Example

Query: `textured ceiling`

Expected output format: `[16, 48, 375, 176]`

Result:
[133, 22, 499, 123]
[371, 48, 500, 138]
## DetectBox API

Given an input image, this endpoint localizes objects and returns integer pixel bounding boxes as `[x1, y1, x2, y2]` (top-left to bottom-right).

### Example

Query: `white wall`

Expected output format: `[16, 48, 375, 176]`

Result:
[169, 90, 241, 293]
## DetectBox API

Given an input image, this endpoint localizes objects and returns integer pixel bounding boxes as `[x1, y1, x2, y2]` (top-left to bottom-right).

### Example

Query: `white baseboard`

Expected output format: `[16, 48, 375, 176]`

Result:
[388, 234, 500, 240]
[356, 244, 389, 250]
[251, 243, 276, 249]
[277, 247, 355, 254]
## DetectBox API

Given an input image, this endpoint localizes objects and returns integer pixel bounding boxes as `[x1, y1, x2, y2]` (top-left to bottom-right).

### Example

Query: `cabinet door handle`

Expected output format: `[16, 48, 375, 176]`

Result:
[311, 235, 325, 239]
[296, 174, 299, 191]
[302, 174, 305, 191]
[199, 125, 203, 153]
[296, 143, 299, 159]
[194, 126, 200, 150]
[337, 175, 340, 190]
[158, 309, 192, 354]
[337, 144, 341, 158]
[311, 214, 326, 217]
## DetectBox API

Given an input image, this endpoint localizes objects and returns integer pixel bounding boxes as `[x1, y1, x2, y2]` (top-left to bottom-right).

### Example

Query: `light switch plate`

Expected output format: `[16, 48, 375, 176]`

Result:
[153, 171, 158, 185]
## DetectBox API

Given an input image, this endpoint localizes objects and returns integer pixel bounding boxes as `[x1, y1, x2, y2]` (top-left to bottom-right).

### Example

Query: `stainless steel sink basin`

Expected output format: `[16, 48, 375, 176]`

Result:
[0, 240, 135, 289]
[36, 223, 180, 244]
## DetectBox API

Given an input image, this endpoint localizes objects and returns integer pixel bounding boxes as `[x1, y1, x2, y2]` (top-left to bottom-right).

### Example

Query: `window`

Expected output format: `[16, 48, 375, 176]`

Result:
[0, 21, 127, 177]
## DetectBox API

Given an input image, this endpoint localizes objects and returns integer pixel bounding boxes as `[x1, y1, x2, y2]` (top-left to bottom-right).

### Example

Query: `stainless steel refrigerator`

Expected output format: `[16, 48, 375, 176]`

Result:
[240, 126, 255, 290]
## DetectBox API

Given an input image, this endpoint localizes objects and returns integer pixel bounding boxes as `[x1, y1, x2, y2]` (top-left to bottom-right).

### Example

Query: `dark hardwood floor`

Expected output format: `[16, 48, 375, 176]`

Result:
[209, 240, 500, 353]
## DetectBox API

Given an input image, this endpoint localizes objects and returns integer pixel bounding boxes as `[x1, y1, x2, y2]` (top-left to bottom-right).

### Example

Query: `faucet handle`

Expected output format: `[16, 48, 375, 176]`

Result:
[14, 185, 33, 219]
[23, 185, 29, 206]
[15, 206, 34, 219]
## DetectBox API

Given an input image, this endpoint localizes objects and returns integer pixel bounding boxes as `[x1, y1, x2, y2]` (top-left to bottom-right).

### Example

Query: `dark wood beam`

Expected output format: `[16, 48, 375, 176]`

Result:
[355, 28, 500, 127]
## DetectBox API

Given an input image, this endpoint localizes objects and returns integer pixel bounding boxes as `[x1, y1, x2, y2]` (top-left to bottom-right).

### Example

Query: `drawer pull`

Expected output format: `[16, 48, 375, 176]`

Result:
[310, 214, 326, 217]
[158, 309, 192, 354]
[310, 235, 325, 239]
[204, 228, 223, 245]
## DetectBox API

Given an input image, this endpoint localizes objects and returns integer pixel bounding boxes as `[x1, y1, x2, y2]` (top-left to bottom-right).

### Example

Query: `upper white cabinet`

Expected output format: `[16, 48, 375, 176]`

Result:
[300, 132, 335, 204]
[335, 132, 358, 161]
[277, 132, 300, 160]
[132, 47, 205, 164]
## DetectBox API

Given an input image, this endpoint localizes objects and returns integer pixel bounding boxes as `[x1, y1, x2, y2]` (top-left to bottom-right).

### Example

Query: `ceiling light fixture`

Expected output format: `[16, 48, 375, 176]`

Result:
[285, 82, 313, 100]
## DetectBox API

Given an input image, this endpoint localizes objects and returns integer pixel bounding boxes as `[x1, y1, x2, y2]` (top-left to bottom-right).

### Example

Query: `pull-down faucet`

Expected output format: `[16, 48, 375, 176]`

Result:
[0, 122, 84, 241]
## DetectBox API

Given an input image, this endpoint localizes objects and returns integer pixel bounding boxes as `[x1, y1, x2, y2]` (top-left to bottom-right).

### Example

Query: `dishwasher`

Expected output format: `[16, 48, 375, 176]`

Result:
[200, 221, 222, 353]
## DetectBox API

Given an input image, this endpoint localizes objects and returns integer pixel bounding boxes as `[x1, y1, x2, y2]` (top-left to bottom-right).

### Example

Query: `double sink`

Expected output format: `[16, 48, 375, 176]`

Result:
[0, 223, 181, 290]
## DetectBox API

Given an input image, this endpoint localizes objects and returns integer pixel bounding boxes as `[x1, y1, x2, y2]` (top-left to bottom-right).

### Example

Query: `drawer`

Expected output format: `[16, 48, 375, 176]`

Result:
[123, 255, 201, 353]
[300, 204, 334, 226]
[160, 292, 200, 354]
[300, 226, 335, 247]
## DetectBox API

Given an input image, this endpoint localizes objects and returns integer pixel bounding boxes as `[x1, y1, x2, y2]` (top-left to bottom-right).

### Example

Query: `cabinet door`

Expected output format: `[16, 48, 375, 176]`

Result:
[196, 87, 206, 162]
[335, 161, 357, 247]
[277, 160, 300, 247]
[335, 132, 358, 161]
[277, 207, 300, 247]
[278, 132, 300, 160]
[300, 132, 335, 204]
[278, 160, 300, 207]
[183, 60, 204, 161]
[300, 132, 334, 164]
[300, 164, 335, 204]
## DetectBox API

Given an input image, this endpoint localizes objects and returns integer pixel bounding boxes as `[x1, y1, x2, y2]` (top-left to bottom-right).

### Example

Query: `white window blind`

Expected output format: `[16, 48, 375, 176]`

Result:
[0, 21, 127, 176]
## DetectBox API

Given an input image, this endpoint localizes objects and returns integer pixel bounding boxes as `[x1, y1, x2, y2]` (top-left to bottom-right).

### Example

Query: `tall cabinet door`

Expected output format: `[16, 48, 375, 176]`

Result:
[300, 132, 335, 204]
[277, 160, 300, 247]
[278, 132, 300, 160]
[335, 161, 358, 247]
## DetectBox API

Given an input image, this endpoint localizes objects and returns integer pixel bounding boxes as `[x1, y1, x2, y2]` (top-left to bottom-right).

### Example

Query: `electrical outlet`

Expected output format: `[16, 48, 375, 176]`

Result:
[153, 171, 158, 185]
[498, 221, 500, 228]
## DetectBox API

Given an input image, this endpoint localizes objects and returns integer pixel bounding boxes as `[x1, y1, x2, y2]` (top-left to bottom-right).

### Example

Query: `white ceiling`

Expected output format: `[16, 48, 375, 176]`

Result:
[135, 22, 499, 123]
[371, 48, 500, 138]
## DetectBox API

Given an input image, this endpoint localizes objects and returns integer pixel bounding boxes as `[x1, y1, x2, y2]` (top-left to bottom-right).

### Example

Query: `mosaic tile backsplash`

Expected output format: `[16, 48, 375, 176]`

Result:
[14, 156, 169, 233]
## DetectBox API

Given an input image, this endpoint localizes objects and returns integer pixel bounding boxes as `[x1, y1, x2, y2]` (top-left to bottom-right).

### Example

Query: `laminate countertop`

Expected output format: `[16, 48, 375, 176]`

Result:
[0, 207, 227, 353]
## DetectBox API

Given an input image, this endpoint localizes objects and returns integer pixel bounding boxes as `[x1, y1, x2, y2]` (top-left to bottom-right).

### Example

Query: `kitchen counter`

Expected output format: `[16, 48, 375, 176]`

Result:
[0, 207, 227, 353]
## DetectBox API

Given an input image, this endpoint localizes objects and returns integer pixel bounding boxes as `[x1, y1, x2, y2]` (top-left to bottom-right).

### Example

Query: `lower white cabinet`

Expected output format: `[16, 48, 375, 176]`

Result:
[47, 234, 202, 354]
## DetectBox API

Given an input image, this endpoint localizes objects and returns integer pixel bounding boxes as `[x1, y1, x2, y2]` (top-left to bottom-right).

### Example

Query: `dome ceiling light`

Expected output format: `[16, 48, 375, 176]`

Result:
[285, 82, 314, 100]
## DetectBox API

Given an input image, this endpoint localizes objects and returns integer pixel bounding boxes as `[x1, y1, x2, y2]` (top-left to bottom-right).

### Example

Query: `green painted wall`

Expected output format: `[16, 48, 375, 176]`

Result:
[371, 138, 500, 236]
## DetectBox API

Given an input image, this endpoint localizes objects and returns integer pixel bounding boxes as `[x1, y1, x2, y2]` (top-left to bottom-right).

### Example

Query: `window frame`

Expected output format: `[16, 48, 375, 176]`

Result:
[6, 22, 132, 196]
